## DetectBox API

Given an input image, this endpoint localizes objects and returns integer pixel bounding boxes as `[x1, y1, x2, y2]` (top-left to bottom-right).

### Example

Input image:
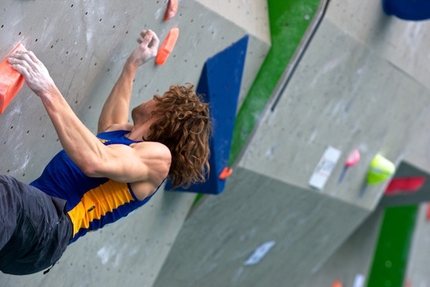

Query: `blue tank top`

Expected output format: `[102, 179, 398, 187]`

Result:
[30, 130, 160, 243]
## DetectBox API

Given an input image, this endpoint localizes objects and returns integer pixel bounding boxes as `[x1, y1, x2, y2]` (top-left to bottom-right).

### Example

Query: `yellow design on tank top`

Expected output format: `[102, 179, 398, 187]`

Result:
[67, 180, 134, 236]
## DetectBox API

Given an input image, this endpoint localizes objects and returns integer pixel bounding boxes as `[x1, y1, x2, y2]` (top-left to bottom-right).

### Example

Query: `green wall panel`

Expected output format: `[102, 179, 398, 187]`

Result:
[229, 0, 321, 165]
[367, 206, 418, 287]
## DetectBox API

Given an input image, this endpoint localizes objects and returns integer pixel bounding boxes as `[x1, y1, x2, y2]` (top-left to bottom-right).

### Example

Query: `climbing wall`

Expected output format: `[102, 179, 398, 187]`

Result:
[196, 0, 270, 108]
[154, 0, 430, 286]
[0, 0, 270, 286]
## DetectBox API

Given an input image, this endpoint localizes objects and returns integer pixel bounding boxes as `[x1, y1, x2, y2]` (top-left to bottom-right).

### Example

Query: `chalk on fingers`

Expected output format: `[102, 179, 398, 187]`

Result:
[164, 0, 178, 21]
[155, 27, 179, 65]
[0, 43, 27, 114]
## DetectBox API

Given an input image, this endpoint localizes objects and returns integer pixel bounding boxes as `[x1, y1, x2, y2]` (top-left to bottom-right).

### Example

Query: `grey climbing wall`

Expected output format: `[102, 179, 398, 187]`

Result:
[154, 0, 430, 286]
[0, 0, 270, 286]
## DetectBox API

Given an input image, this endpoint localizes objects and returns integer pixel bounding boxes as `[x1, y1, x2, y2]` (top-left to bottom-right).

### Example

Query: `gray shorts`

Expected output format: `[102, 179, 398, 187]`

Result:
[0, 175, 72, 275]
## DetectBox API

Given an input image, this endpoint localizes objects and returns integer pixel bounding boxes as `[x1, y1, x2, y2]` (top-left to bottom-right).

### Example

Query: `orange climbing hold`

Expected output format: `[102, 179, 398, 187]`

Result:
[155, 27, 179, 65]
[219, 167, 233, 180]
[0, 43, 27, 114]
[331, 280, 343, 287]
[164, 0, 178, 21]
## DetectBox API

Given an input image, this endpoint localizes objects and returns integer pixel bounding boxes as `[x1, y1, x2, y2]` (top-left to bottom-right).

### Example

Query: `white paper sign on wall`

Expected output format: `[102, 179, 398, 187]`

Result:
[309, 146, 341, 190]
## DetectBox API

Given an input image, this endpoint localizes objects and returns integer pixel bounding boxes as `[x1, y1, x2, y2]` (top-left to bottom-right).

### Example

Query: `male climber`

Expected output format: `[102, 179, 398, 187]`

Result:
[0, 29, 211, 275]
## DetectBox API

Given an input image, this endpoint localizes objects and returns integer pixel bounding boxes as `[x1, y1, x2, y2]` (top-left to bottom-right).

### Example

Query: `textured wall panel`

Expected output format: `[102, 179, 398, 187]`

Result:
[326, 0, 430, 91]
[0, 0, 269, 286]
[241, 19, 430, 210]
[155, 2, 430, 286]
[325, 0, 430, 174]
[154, 167, 369, 287]
[194, 0, 271, 109]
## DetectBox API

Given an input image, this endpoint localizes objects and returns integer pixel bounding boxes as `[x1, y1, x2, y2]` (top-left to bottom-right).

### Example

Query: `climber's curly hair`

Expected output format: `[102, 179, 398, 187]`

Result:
[146, 84, 212, 188]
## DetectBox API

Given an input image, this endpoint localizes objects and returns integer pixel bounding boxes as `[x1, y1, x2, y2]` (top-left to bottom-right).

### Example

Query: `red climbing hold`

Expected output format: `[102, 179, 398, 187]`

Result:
[0, 43, 27, 114]
[164, 0, 178, 21]
[384, 177, 426, 195]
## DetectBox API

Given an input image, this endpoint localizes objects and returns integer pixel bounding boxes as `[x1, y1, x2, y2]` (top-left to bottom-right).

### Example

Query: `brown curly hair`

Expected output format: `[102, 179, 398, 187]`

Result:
[146, 84, 211, 188]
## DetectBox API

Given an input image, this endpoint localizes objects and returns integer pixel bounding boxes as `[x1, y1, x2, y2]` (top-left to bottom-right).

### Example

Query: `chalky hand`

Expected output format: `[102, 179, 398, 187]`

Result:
[127, 29, 160, 67]
[8, 51, 56, 97]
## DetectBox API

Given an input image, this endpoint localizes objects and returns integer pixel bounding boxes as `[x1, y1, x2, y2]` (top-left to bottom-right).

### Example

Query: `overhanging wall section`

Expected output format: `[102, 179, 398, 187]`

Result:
[154, 3, 430, 286]
[154, 167, 369, 287]
[0, 1, 269, 286]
